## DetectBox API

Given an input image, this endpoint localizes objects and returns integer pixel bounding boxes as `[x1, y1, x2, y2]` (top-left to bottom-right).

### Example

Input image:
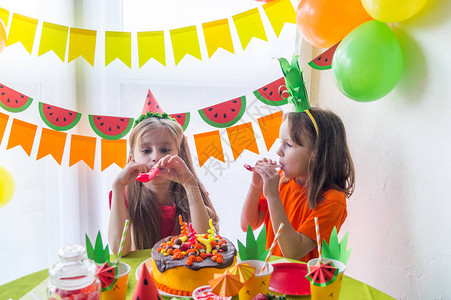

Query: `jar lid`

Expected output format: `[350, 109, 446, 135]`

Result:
[49, 245, 97, 290]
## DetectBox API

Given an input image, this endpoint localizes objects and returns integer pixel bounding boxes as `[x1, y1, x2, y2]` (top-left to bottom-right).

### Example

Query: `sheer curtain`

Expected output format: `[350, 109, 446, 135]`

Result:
[0, 0, 302, 284]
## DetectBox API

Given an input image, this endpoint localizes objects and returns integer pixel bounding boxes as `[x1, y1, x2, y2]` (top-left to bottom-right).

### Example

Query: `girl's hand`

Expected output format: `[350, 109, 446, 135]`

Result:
[254, 161, 280, 200]
[156, 155, 197, 187]
[113, 160, 151, 188]
[251, 158, 278, 189]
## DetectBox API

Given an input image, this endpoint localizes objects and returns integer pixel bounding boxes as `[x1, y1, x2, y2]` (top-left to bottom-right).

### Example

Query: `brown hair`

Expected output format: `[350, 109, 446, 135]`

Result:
[126, 117, 219, 249]
[283, 107, 355, 209]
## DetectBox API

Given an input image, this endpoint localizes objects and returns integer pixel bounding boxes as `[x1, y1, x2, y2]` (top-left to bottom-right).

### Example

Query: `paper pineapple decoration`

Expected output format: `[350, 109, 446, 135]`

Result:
[86, 231, 118, 292]
[322, 226, 351, 265]
[237, 224, 269, 261]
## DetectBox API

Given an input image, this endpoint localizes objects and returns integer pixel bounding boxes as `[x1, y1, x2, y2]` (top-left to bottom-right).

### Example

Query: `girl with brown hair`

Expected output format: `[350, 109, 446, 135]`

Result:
[109, 113, 218, 256]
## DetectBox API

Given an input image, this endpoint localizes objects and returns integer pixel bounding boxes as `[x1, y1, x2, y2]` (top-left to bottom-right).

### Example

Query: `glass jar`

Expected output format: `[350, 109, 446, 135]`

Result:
[47, 244, 101, 300]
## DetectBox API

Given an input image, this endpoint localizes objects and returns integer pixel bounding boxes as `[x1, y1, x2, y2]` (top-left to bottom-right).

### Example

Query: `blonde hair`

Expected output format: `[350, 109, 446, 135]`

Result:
[282, 108, 355, 209]
[126, 117, 219, 249]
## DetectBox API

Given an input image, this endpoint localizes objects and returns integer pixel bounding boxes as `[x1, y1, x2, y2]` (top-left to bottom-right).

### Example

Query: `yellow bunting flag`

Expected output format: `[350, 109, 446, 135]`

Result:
[137, 31, 165, 67]
[36, 128, 67, 165]
[105, 31, 131, 68]
[0, 112, 9, 143]
[69, 134, 96, 170]
[39, 22, 69, 62]
[257, 111, 283, 151]
[226, 123, 259, 160]
[232, 8, 267, 50]
[101, 139, 127, 171]
[263, 0, 296, 37]
[0, 7, 9, 28]
[68, 28, 96, 66]
[194, 130, 225, 167]
[6, 13, 38, 54]
[7, 118, 37, 156]
[170, 26, 202, 65]
[202, 19, 234, 58]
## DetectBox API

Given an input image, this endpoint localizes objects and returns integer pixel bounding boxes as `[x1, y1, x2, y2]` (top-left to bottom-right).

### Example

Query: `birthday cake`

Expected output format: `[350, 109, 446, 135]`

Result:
[149, 220, 237, 296]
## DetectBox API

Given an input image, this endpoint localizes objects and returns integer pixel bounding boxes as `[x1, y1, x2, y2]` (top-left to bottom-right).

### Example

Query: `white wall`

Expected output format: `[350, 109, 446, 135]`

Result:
[312, 0, 451, 299]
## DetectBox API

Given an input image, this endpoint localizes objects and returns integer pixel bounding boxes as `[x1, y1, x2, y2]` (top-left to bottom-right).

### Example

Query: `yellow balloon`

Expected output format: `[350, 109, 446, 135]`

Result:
[361, 0, 428, 22]
[0, 165, 15, 207]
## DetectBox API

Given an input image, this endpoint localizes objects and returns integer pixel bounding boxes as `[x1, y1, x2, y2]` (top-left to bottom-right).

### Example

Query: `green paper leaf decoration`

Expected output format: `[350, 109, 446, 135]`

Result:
[322, 226, 351, 265]
[237, 224, 268, 261]
[86, 231, 110, 264]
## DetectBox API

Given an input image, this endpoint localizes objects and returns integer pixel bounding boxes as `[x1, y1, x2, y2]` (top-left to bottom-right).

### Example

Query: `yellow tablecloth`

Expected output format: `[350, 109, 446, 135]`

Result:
[0, 250, 394, 300]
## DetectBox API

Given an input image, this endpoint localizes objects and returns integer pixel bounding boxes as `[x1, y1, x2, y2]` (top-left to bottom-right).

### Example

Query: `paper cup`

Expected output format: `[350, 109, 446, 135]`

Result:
[238, 260, 274, 300]
[101, 262, 131, 300]
[307, 258, 346, 300]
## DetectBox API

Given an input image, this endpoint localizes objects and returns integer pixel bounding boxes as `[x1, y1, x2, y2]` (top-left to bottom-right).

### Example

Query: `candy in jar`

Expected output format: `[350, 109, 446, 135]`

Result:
[47, 244, 101, 300]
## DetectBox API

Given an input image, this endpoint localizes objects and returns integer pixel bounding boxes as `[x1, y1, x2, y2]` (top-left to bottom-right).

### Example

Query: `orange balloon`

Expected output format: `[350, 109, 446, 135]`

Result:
[296, 0, 372, 49]
[0, 19, 6, 54]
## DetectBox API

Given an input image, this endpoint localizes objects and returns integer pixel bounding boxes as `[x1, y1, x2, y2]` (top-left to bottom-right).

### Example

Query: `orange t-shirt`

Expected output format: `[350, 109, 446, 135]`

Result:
[261, 176, 347, 263]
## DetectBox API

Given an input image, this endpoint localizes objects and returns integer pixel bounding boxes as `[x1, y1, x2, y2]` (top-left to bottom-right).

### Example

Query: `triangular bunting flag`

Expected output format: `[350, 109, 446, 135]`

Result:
[232, 8, 267, 50]
[69, 134, 96, 170]
[226, 122, 259, 160]
[105, 31, 132, 68]
[194, 130, 225, 167]
[38, 22, 69, 61]
[0, 7, 9, 28]
[7, 118, 37, 156]
[257, 110, 283, 151]
[0, 112, 9, 144]
[101, 139, 127, 171]
[36, 128, 67, 165]
[262, 0, 296, 37]
[202, 19, 234, 58]
[6, 13, 38, 54]
[137, 31, 165, 67]
[68, 27, 97, 66]
[170, 26, 202, 65]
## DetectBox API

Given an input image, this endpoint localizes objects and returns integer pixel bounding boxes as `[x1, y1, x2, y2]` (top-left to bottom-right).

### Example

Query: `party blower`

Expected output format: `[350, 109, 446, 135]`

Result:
[243, 164, 281, 172]
[136, 166, 159, 182]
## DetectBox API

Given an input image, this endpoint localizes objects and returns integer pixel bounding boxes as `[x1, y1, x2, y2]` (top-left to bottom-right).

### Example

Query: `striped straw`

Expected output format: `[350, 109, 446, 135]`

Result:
[314, 217, 322, 262]
[116, 219, 130, 265]
[260, 223, 284, 274]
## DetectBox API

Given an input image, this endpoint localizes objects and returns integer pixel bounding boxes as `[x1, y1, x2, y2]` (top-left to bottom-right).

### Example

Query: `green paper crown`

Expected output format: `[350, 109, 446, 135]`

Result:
[322, 226, 351, 265]
[237, 224, 269, 261]
[134, 111, 177, 127]
[278, 54, 310, 112]
[86, 231, 110, 264]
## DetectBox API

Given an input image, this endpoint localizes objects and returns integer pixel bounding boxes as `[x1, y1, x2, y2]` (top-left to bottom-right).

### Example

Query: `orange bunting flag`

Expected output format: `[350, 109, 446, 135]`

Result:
[7, 118, 37, 156]
[262, 0, 296, 37]
[6, 13, 38, 54]
[232, 8, 267, 50]
[257, 110, 283, 151]
[170, 26, 202, 65]
[226, 122, 259, 160]
[137, 31, 166, 67]
[36, 128, 67, 165]
[202, 19, 234, 58]
[39, 22, 69, 62]
[69, 134, 96, 170]
[0, 112, 9, 144]
[105, 31, 131, 68]
[101, 139, 127, 171]
[68, 28, 97, 66]
[194, 130, 225, 167]
[0, 7, 9, 28]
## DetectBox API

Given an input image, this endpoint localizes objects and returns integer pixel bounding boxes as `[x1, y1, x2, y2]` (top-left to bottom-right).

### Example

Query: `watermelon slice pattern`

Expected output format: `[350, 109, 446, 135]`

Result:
[89, 115, 134, 140]
[142, 89, 164, 115]
[96, 262, 118, 292]
[169, 112, 190, 131]
[39, 102, 82, 131]
[198, 96, 246, 128]
[253, 77, 288, 106]
[305, 261, 339, 287]
[308, 42, 341, 71]
[0, 84, 33, 113]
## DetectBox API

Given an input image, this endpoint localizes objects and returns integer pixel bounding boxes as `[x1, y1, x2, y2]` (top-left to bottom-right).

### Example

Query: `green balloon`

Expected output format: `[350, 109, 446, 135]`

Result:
[332, 20, 403, 102]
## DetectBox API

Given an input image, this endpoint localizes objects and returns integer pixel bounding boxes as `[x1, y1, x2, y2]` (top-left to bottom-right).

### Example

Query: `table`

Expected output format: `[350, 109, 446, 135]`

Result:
[0, 250, 394, 300]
